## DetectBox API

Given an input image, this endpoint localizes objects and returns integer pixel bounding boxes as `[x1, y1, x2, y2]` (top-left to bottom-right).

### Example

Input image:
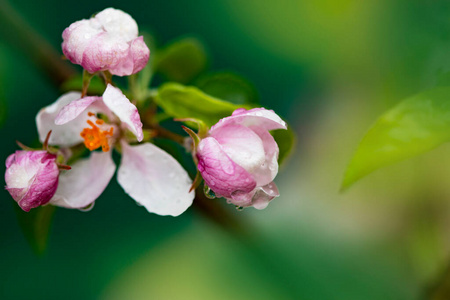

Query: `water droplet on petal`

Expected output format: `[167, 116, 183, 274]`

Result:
[203, 184, 216, 199]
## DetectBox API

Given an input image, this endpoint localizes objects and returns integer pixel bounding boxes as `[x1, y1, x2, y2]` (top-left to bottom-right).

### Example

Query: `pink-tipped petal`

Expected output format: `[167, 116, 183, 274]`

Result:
[117, 141, 194, 216]
[109, 36, 150, 76]
[211, 108, 287, 133]
[103, 84, 143, 141]
[55, 96, 102, 125]
[196, 137, 256, 198]
[36, 92, 89, 147]
[81, 33, 130, 74]
[62, 20, 101, 65]
[5, 150, 59, 211]
[50, 151, 116, 209]
[210, 124, 265, 175]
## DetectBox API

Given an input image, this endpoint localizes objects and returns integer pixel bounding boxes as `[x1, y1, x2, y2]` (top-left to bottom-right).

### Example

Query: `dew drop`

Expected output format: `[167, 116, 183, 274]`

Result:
[236, 206, 244, 211]
[203, 184, 216, 199]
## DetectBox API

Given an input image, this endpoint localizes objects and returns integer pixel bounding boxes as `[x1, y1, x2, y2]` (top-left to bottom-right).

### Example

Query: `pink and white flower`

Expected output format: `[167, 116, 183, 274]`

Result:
[5, 150, 59, 212]
[36, 85, 194, 216]
[196, 108, 287, 209]
[62, 8, 150, 76]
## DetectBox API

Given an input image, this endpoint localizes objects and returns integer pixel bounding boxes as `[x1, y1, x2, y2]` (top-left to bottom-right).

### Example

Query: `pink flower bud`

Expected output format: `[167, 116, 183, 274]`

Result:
[196, 108, 287, 209]
[5, 150, 59, 212]
[62, 8, 150, 76]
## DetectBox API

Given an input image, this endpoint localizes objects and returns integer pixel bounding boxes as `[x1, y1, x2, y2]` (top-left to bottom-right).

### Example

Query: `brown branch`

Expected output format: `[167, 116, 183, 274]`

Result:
[0, 0, 76, 86]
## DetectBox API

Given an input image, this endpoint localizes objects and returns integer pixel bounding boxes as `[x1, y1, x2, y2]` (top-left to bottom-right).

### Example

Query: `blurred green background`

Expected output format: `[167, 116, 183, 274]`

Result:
[2, 0, 450, 299]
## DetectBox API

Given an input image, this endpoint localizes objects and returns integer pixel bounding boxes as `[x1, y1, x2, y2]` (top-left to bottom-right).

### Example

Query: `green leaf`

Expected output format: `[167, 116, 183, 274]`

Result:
[272, 125, 296, 166]
[14, 204, 56, 255]
[342, 87, 450, 191]
[60, 74, 106, 95]
[155, 37, 208, 83]
[195, 72, 259, 105]
[155, 83, 250, 127]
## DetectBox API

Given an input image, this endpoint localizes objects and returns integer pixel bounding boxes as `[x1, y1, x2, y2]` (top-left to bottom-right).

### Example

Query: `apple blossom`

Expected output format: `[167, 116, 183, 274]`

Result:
[196, 108, 287, 209]
[62, 8, 150, 76]
[36, 85, 194, 216]
[5, 150, 59, 212]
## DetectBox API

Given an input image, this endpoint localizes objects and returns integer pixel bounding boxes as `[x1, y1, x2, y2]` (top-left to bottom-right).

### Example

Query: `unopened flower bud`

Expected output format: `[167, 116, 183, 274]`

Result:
[62, 8, 150, 76]
[5, 150, 59, 211]
[196, 108, 287, 209]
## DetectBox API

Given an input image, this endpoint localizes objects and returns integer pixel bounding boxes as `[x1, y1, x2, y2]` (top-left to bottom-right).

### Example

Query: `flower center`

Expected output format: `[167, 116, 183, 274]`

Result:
[80, 112, 114, 152]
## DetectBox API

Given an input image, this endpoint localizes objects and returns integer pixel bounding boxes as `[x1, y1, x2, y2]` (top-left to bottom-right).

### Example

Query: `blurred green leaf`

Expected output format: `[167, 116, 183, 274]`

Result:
[272, 125, 296, 166]
[137, 31, 157, 92]
[155, 37, 208, 83]
[195, 72, 259, 105]
[14, 204, 56, 255]
[60, 75, 106, 95]
[0, 84, 6, 127]
[342, 87, 450, 190]
[155, 82, 250, 127]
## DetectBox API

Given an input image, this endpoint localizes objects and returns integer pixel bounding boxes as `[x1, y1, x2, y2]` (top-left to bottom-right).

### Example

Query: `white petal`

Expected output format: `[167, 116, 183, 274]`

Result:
[102, 84, 143, 141]
[36, 92, 88, 147]
[117, 141, 194, 216]
[94, 8, 138, 41]
[50, 152, 116, 209]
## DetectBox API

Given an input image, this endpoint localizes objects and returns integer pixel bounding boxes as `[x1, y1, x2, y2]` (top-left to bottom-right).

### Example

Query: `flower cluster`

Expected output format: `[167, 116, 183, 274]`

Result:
[4, 8, 288, 216]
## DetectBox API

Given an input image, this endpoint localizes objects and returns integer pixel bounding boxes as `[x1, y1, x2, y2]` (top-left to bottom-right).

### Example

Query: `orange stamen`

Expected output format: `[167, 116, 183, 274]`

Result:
[80, 116, 114, 152]
[88, 112, 96, 117]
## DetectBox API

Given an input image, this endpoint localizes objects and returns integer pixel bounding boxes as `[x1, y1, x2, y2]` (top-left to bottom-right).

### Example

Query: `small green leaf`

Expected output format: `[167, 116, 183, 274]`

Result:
[155, 37, 208, 83]
[272, 125, 296, 166]
[155, 83, 250, 127]
[14, 204, 56, 255]
[195, 72, 259, 105]
[60, 75, 106, 95]
[342, 87, 450, 191]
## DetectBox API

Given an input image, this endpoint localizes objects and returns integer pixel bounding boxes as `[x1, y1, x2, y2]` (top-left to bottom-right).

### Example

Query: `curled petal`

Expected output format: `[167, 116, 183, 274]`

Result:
[211, 108, 287, 133]
[103, 84, 143, 141]
[247, 125, 279, 187]
[230, 181, 279, 209]
[55, 96, 102, 125]
[62, 19, 101, 65]
[252, 181, 279, 210]
[117, 141, 194, 216]
[210, 124, 265, 175]
[109, 36, 150, 76]
[50, 152, 116, 209]
[196, 137, 256, 198]
[36, 92, 88, 147]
